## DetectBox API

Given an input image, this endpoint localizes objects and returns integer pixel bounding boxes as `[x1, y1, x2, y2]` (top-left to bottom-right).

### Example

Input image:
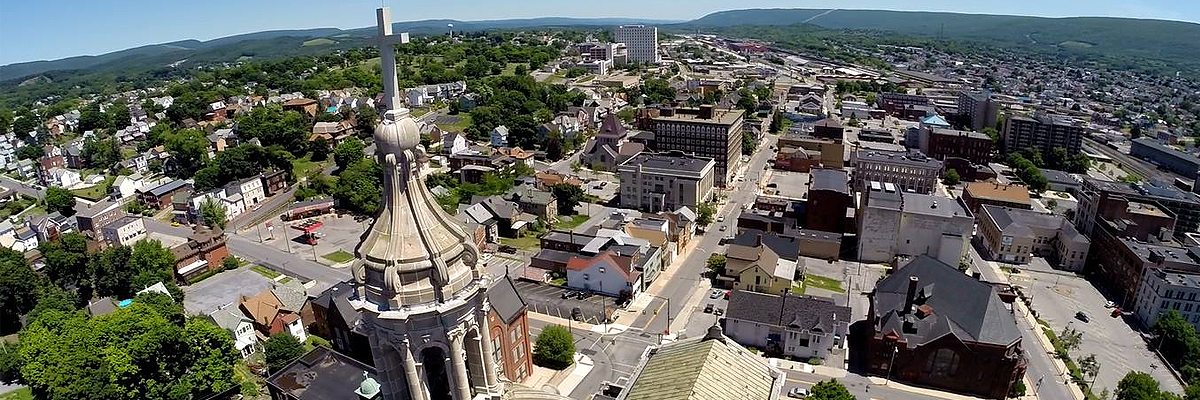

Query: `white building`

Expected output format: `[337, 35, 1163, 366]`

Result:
[101, 216, 147, 247]
[208, 307, 259, 358]
[443, 132, 469, 155]
[46, 168, 82, 188]
[566, 251, 643, 299]
[406, 81, 467, 107]
[841, 100, 870, 120]
[723, 291, 850, 361]
[857, 181, 974, 265]
[613, 25, 659, 64]
[1134, 267, 1200, 330]
[226, 176, 265, 207]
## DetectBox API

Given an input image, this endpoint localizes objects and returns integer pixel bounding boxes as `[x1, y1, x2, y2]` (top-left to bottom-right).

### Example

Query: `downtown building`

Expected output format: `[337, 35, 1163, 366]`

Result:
[617, 151, 715, 213]
[650, 106, 744, 187]
[857, 182, 974, 265]
[613, 25, 659, 64]
[1001, 111, 1086, 157]
[957, 90, 999, 131]
[1075, 177, 1200, 239]
[850, 149, 943, 195]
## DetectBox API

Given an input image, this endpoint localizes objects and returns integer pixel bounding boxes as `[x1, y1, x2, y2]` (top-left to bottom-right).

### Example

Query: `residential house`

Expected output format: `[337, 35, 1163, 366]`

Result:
[723, 238, 798, 294]
[100, 216, 146, 247]
[281, 98, 318, 117]
[45, 167, 81, 188]
[261, 170, 289, 196]
[724, 291, 850, 361]
[227, 175, 266, 207]
[171, 228, 229, 283]
[961, 182, 1032, 213]
[139, 179, 193, 209]
[566, 250, 643, 300]
[309, 282, 373, 367]
[311, 121, 354, 145]
[209, 306, 259, 358]
[240, 289, 307, 342]
[443, 132, 469, 156]
[504, 184, 558, 222]
[75, 200, 124, 236]
[490, 126, 509, 147]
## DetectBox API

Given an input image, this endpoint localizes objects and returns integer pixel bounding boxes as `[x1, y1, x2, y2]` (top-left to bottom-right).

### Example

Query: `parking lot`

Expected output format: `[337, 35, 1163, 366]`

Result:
[513, 280, 617, 325]
[1024, 268, 1183, 394]
[183, 266, 275, 316]
[683, 289, 729, 336]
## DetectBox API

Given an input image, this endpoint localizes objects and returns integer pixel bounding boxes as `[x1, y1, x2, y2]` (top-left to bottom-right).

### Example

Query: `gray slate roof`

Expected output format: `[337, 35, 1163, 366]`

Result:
[726, 290, 849, 334]
[873, 255, 1022, 347]
[809, 169, 849, 195]
[488, 275, 527, 324]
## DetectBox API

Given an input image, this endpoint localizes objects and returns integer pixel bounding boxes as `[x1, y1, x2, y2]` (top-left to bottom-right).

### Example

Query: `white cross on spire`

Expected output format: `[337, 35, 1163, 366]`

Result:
[375, 7, 410, 113]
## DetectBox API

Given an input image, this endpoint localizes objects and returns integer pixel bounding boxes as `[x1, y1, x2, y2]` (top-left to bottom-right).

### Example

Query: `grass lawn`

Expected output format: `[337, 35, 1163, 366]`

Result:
[803, 274, 845, 293]
[302, 38, 336, 47]
[291, 153, 331, 180]
[500, 235, 540, 250]
[322, 250, 355, 264]
[436, 114, 472, 133]
[549, 276, 567, 286]
[790, 283, 805, 294]
[500, 62, 527, 76]
[0, 388, 32, 400]
[553, 214, 589, 230]
[412, 108, 430, 117]
[69, 176, 115, 201]
[250, 265, 281, 279]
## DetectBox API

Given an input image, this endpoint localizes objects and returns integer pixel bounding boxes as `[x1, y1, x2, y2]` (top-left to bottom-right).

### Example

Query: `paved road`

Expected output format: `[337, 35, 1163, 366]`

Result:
[0, 176, 44, 199]
[227, 235, 348, 293]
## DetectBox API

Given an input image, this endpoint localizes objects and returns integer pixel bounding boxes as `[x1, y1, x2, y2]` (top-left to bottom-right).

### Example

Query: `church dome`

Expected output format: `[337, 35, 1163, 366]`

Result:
[353, 109, 482, 309]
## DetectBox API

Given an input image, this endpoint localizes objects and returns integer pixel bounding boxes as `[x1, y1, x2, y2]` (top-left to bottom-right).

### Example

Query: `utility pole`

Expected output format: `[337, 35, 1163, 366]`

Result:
[885, 345, 898, 386]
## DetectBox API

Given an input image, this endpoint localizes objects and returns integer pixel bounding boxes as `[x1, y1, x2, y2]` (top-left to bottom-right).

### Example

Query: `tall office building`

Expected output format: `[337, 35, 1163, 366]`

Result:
[651, 106, 744, 187]
[613, 25, 659, 64]
[957, 90, 999, 131]
[350, 8, 500, 400]
[1001, 110, 1086, 156]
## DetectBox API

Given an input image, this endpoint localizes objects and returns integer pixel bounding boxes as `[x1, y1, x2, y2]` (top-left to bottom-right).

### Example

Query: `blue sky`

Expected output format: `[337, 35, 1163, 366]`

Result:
[0, 0, 1196, 65]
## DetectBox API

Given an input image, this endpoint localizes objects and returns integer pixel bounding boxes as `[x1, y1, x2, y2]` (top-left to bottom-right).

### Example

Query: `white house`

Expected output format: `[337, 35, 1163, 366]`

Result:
[46, 168, 82, 188]
[100, 216, 147, 247]
[490, 125, 510, 147]
[443, 132, 469, 155]
[226, 176, 265, 207]
[111, 174, 147, 202]
[723, 290, 851, 361]
[208, 307, 259, 358]
[565, 251, 642, 299]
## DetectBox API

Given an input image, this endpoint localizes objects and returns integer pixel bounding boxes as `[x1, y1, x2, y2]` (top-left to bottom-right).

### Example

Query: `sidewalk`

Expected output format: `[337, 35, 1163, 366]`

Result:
[864, 376, 989, 400]
[1014, 299, 1085, 400]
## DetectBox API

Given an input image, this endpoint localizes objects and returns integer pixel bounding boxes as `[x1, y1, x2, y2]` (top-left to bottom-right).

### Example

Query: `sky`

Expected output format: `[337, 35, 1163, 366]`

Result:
[0, 0, 1197, 65]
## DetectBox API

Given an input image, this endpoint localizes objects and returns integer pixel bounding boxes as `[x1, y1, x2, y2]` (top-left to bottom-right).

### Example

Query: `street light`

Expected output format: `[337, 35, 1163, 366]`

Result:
[885, 345, 898, 386]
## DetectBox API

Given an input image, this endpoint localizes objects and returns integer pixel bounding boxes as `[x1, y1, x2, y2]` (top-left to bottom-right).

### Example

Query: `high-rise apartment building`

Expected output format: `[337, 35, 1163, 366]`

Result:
[958, 90, 999, 131]
[1002, 111, 1086, 156]
[613, 25, 659, 64]
[651, 106, 744, 187]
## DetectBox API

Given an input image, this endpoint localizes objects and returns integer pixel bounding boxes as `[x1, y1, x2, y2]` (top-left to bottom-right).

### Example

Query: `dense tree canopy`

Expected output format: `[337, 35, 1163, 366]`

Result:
[43, 187, 75, 216]
[15, 303, 239, 400]
[532, 325, 574, 370]
[265, 333, 305, 374]
[334, 158, 382, 215]
[236, 105, 310, 155]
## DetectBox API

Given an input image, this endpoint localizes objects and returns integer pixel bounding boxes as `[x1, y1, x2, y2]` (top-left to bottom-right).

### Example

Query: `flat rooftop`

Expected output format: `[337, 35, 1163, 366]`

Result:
[653, 107, 745, 126]
[965, 182, 1031, 206]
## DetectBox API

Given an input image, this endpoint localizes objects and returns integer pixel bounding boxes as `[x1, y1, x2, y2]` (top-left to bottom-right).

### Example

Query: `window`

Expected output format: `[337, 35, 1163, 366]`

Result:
[925, 348, 961, 377]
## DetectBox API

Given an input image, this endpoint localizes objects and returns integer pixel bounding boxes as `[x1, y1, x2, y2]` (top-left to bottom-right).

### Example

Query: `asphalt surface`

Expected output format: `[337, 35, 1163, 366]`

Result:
[0, 176, 44, 199]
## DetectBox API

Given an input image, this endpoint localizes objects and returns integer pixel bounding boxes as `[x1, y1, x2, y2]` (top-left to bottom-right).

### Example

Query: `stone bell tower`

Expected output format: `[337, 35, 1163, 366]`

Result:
[349, 7, 499, 400]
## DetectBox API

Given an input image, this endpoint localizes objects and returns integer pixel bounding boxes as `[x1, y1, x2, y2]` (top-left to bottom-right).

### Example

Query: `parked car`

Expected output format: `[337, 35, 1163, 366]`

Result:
[787, 387, 809, 398]
[561, 291, 575, 299]
[704, 304, 714, 314]
[577, 291, 593, 299]
[1104, 300, 1116, 308]
[571, 307, 583, 321]
[714, 308, 724, 317]
[499, 245, 517, 254]
[1075, 311, 1091, 323]
[724, 290, 731, 300]
[717, 216, 725, 223]
[719, 225, 727, 232]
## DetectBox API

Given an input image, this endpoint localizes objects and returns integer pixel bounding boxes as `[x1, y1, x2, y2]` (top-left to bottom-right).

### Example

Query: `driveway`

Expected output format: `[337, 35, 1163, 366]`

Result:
[183, 266, 275, 316]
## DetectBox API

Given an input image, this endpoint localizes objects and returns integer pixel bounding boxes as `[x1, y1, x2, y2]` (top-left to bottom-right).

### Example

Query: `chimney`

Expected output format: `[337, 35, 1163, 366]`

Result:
[699, 104, 714, 119]
[755, 233, 764, 247]
[904, 276, 919, 313]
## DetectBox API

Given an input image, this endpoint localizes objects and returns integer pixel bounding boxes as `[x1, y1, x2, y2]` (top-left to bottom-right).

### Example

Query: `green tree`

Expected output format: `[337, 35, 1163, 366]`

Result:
[40, 232, 89, 293]
[264, 333, 305, 374]
[1152, 310, 1200, 373]
[16, 145, 43, 160]
[309, 138, 330, 161]
[77, 103, 109, 133]
[809, 379, 855, 400]
[696, 202, 716, 227]
[0, 250, 41, 334]
[335, 158, 383, 215]
[16, 302, 238, 399]
[87, 245, 133, 298]
[1115, 372, 1169, 400]
[333, 136, 366, 170]
[705, 254, 726, 276]
[943, 169, 961, 185]
[1059, 326, 1083, 353]
[1079, 354, 1100, 385]
[164, 129, 210, 177]
[200, 197, 228, 229]
[44, 186, 75, 216]
[236, 105, 309, 155]
[12, 110, 38, 136]
[106, 102, 131, 130]
[127, 240, 178, 291]
[742, 131, 757, 155]
[532, 325, 574, 370]
[550, 183, 585, 215]
[0, 342, 19, 384]
[83, 136, 121, 169]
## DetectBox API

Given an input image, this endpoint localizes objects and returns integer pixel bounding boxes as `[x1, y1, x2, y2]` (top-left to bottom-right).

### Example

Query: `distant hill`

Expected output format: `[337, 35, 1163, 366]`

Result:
[677, 8, 1200, 75]
[0, 17, 676, 82]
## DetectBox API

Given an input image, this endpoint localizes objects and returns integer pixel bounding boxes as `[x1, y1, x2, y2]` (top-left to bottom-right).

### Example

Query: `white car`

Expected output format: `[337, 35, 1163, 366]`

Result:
[787, 387, 809, 398]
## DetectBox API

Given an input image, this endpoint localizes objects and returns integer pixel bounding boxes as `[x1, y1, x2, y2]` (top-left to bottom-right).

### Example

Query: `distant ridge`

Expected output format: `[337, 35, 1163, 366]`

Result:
[0, 17, 677, 81]
[673, 8, 1200, 75]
